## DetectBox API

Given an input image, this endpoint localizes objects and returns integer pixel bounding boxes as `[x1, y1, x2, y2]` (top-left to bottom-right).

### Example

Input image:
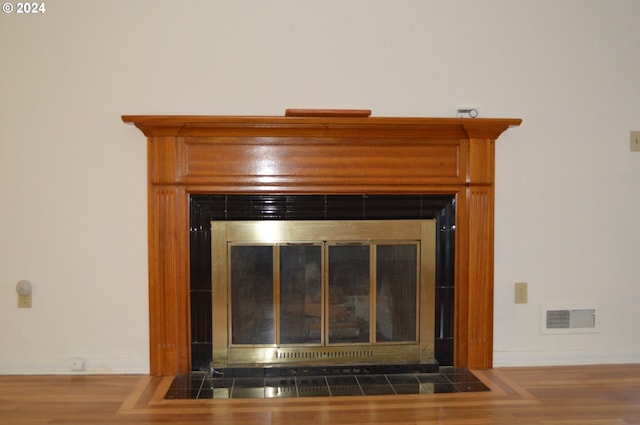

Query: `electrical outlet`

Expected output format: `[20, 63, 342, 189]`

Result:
[515, 282, 528, 304]
[631, 131, 640, 152]
[18, 294, 32, 308]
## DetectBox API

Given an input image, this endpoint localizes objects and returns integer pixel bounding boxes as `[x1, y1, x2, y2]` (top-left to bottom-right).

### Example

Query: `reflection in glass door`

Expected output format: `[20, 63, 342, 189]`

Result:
[230, 245, 273, 345]
[328, 244, 371, 344]
[229, 241, 419, 347]
[279, 244, 322, 344]
[376, 244, 417, 342]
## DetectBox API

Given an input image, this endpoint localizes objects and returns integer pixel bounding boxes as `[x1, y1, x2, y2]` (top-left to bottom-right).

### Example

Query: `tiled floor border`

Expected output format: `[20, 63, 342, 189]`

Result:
[118, 368, 539, 416]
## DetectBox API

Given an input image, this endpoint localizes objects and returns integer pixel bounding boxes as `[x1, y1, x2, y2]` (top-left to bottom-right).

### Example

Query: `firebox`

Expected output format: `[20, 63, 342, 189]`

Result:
[211, 220, 435, 368]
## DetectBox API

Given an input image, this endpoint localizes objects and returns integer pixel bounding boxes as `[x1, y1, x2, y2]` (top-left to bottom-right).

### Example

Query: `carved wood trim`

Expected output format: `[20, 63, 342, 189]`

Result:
[147, 185, 190, 375]
[124, 114, 521, 375]
[466, 187, 495, 369]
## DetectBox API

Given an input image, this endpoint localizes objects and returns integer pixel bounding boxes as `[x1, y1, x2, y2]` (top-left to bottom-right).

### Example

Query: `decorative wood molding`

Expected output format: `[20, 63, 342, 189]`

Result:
[284, 108, 372, 117]
[123, 114, 521, 375]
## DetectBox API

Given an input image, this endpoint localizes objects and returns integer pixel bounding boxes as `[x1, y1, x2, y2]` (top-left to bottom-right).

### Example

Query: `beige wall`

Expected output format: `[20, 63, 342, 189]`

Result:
[1, 0, 639, 373]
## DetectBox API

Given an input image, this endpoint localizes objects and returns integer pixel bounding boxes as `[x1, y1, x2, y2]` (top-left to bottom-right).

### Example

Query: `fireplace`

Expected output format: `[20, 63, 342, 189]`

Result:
[190, 193, 456, 371]
[122, 112, 521, 375]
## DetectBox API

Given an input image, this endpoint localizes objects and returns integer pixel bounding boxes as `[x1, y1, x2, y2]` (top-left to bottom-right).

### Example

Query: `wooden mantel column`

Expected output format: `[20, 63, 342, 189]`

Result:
[123, 114, 521, 375]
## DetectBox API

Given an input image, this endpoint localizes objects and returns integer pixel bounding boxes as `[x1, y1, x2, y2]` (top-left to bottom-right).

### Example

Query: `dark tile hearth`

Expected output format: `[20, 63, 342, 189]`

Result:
[164, 367, 489, 400]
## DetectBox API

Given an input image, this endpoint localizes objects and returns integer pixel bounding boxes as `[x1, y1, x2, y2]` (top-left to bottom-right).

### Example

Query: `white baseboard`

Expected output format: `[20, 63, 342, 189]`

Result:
[0, 356, 149, 375]
[4, 351, 638, 373]
[493, 349, 640, 367]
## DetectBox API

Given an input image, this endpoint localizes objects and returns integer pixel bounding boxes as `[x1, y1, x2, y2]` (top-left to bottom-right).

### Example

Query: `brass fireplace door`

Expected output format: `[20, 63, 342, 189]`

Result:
[211, 220, 435, 367]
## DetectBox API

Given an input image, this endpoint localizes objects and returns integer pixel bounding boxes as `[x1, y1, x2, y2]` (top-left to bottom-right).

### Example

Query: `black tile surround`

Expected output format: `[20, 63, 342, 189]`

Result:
[189, 194, 457, 370]
[165, 367, 489, 400]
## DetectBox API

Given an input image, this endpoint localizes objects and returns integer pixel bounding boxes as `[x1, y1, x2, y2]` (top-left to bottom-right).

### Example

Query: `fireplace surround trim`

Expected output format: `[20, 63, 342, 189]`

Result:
[122, 114, 521, 376]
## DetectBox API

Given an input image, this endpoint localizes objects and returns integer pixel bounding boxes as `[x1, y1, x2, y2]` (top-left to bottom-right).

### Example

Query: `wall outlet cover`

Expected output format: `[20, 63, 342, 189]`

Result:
[631, 131, 640, 152]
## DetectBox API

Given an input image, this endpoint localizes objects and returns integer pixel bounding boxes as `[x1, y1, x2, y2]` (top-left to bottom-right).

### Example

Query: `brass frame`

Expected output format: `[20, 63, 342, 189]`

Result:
[211, 220, 436, 367]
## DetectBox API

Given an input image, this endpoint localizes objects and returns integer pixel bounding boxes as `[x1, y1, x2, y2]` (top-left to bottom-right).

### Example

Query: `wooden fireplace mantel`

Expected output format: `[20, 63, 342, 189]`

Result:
[122, 114, 521, 376]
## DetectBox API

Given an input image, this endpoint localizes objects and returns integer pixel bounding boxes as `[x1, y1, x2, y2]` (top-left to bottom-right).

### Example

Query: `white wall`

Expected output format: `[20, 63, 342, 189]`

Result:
[1, 0, 638, 374]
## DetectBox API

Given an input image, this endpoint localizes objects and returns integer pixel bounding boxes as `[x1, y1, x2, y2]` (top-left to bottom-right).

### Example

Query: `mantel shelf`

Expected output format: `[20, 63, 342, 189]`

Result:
[122, 115, 521, 139]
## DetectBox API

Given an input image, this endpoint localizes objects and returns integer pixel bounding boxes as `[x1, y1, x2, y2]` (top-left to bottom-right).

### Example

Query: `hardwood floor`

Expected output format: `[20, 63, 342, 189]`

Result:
[1, 364, 639, 424]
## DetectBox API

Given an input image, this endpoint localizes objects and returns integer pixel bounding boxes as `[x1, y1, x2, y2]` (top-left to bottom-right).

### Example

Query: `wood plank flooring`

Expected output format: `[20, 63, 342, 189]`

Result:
[1, 364, 639, 424]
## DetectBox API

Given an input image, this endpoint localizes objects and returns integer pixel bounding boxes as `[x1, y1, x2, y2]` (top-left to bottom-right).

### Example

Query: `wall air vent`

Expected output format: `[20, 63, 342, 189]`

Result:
[541, 306, 599, 334]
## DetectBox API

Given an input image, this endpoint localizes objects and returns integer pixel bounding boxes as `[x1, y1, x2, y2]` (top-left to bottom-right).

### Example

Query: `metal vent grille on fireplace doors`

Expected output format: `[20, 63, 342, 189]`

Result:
[541, 306, 599, 334]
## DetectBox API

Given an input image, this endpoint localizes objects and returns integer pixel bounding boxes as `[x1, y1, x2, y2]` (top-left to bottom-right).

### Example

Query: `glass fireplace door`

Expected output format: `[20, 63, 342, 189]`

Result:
[328, 244, 371, 344]
[230, 245, 274, 345]
[279, 244, 323, 345]
[213, 220, 435, 367]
